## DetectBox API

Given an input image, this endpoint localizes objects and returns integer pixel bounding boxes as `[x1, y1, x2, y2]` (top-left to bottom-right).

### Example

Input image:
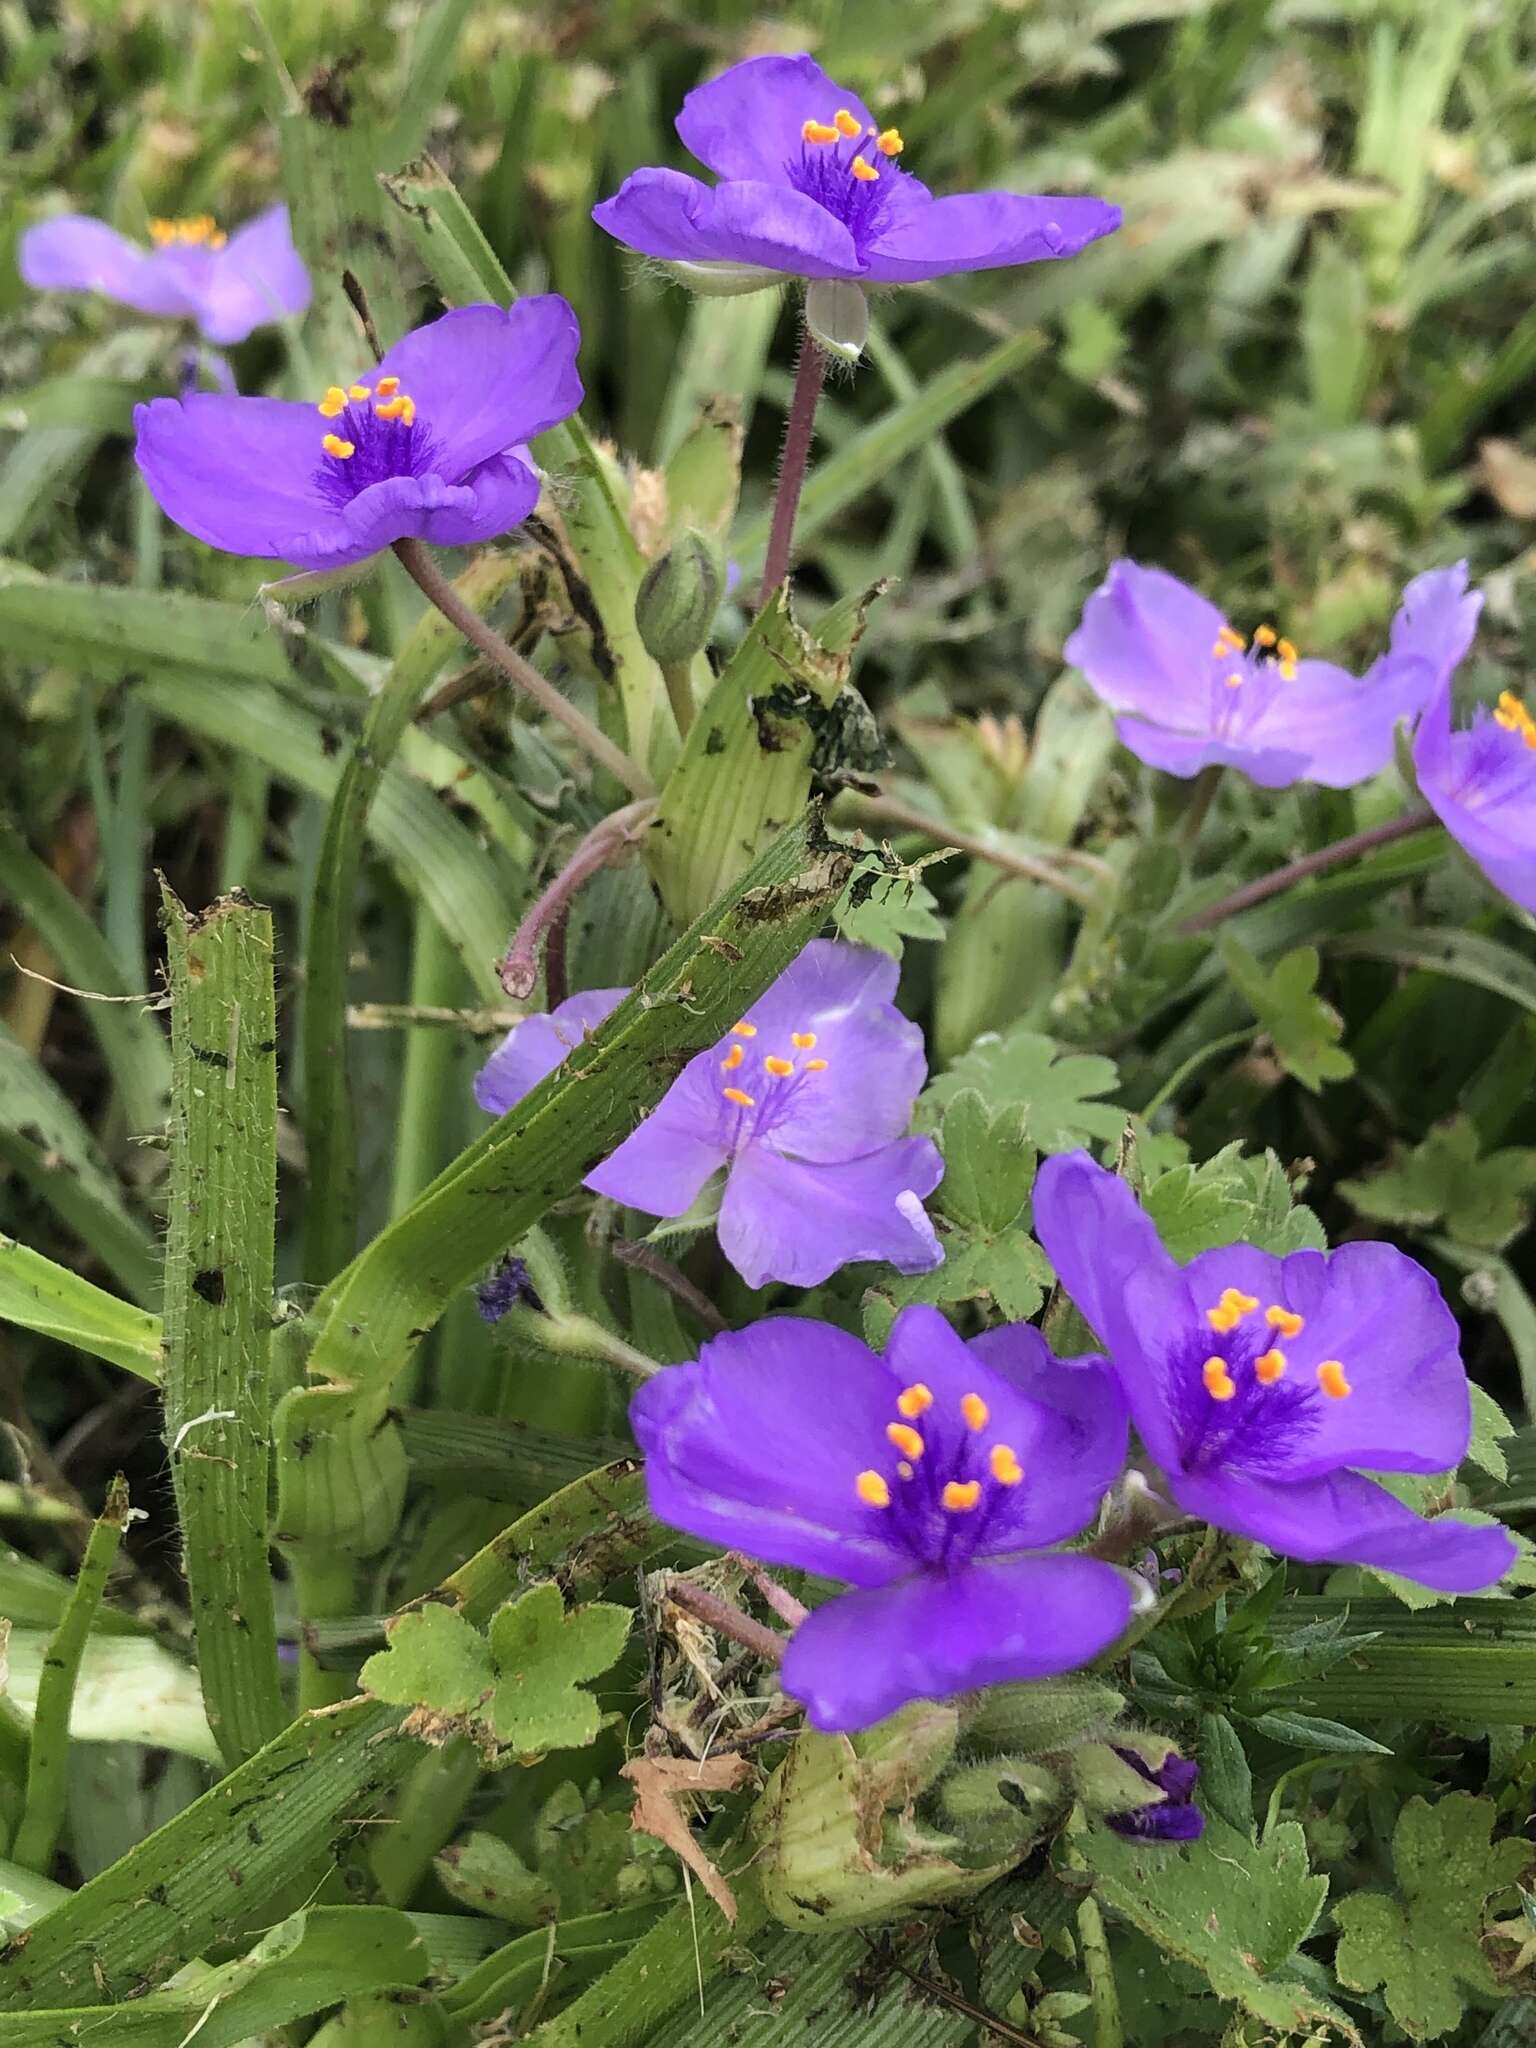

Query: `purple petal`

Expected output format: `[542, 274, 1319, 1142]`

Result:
[1415, 693, 1536, 915]
[1065, 561, 1228, 729]
[714, 1137, 942, 1290]
[474, 990, 627, 1116]
[134, 392, 332, 559]
[371, 299, 584, 479]
[946, 1319, 1128, 1548]
[780, 1555, 1134, 1731]
[1240, 657, 1428, 789]
[196, 204, 311, 344]
[20, 215, 198, 318]
[1183, 1240, 1471, 1479]
[674, 54, 874, 185]
[412, 448, 541, 548]
[585, 1103, 730, 1217]
[1115, 716, 1311, 787]
[1171, 1465, 1515, 1594]
[1107, 1797, 1204, 1842]
[629, 1317, 913, 1587]
[1031, 1152, 1191, 1473]
[861, 192, 1121, 283]
[593, 168, 860, 281]
[1384, 561, 1481, 692]
[731, 939, 928, 1163]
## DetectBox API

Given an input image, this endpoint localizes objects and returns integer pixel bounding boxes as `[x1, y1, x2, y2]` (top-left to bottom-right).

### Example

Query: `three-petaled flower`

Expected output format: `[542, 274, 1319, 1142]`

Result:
[133, 299, 583, 572]
[474, 940, 944, 1290]
[1064, 559, 1444, 788]
[630, 1304, 1134, 1730]
[20, 205, 310, 347]
[1032, 1151, 1516, 1594]
[592, 54, 1120, 298]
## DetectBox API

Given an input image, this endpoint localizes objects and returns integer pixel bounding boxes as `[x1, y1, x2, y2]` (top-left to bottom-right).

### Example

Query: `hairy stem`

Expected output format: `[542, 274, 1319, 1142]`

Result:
[851, 790, 1107, 906]
[757, 329, 826, 609]
[499, 799, 657, 999]
[1180, 805, 1437, 932]
[662, 1578, 788, 1667]
[393, 537, 655, 798]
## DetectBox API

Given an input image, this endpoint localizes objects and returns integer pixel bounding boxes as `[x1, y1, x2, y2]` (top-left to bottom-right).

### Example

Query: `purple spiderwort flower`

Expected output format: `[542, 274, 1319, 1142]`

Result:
[20, 205, 310, 346]
[1104, 1747, 1204, 1842]
[1399, 562, 1536, 915]
[1032, 1152, 1516, 1595]
[592, 55, 1120, 296]
[474, 941, 944, 1290]
[1064, 560, 1443, 788]
[133, 298, 582, 573]
[631, 1304, 1134, 1730]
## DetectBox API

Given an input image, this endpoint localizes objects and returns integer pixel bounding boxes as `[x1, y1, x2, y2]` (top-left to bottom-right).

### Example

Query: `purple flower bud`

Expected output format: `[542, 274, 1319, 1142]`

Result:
[477, 1255, 544, 1325]
[1103, 1745, 1204, 1841]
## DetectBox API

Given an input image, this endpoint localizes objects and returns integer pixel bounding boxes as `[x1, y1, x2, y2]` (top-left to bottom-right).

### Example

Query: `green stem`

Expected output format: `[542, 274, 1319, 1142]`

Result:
[12, 1475, 130, 1874]
[391, 909, 466, 1407]
[219, 754, 271, 894]
[1076, 1890, 1124, 2048]
[370, 1737, 483, 1907]
[1136, 1027, 1257, 1122]
[295, 1553, 361, 1714]
[1178, 764, 1222, 851]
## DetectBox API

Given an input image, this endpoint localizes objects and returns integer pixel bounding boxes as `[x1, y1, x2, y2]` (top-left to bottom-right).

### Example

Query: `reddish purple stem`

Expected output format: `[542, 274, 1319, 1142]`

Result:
[757, 329, 826, 610]
[499, 799, 656, 999]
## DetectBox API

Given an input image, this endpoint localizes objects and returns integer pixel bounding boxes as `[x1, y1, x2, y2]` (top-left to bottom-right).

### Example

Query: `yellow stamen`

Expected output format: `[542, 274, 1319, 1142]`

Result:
[897, 1383, 933, 1419]
[960, 1392, 990, 1432]
[990, 1444, 1024, 1486]
[149, 219, 176, 245]
[1317, 1360, 1352, 1400]
[942, 1480, 982, 1513]
[877, 127, 904, 156]
[721, 1043, 744, 1072]
[1495, 691, 1536, 748]
[374, 396, 410, 420]
[802, 119, 839, 144]
[804, 1057, 829, 1072]
[897, 1460, 914, 1480]
[764, 1055, 794, 1078]
[1276, 637, 1298, 664]
[722, 1086, 755, 1108]
[1224, 672, 1244, 690]
[732, 1021, 757, 1039]
[348, 383, 373, 400]
[886, 1422, 925, 1459]
[1206, 1292, 1256, 1334]
[208, 230, 227, 250]
[833, 108, 862, 138]
[1254, 1348, 1287, 1386]
[1278, 660, 1298, 682]
[375, 375, 401, 397]
[321, 434, 355, 460]
[317, 385, 349, 419]
[791, 1031, 818, 1049]
[1215, 624, 1246, 652]
[1202, 1356, 1237, 1402]
[1253, 624, 1277, 648]
[850, 155, 880, 182]
[1266, 1305, 1304, 1339]
[856, 1470, 891, 1508]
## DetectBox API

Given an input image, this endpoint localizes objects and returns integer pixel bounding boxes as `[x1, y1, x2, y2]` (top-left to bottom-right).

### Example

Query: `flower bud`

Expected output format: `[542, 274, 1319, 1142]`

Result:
[939, 1756, 1068, 1860]
[960, 1674, 1126, 1757]
[804, 278, 869, 364]
[635, 528, 727, 667]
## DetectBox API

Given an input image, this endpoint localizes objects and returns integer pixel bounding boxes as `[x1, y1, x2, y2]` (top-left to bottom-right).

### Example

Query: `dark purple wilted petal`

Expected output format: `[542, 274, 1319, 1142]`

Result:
[1106, 1797, 1204, 1842]
[780, 1555, 1133, 1732]
[477, 1255, 543, 1324]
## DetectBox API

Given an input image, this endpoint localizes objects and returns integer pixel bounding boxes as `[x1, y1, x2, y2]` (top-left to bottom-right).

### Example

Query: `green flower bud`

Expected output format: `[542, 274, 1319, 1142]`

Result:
[635, 528, 727, 667]
[1069, 1734, 1181, 1818]
[435, 1830, 557, 1927]
[940, 1756, 1068, 1860]
[960, 1675, 1127, 1757]
[804, 278, 869, 364]
[663, 258, 780, 297]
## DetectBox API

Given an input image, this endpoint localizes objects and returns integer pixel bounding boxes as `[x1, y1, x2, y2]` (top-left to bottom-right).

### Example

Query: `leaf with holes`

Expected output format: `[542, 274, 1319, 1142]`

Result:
[484, 1583, 632, 1758]
[921, 1027, 1124, 1151]
[1332, 1794, 1533, 2040]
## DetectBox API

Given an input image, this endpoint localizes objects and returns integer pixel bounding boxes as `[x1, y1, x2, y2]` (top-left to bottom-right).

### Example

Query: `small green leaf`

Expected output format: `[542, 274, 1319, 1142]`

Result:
[1197, 1711, 1253, 1833]
[923, 1026, 1124, 1152]
[1466, 1383, 1515, 1483]
[1220, 935, 1354, 1092]
[1141, 1144, 1325, 1261]
[834, 852, 945, 960]
[934, 1090, 1036, 1235]
[863, 1228, 1050, 1348]
[1341, 1116, 1536, 1252]
[361, 1606, 494, 1715]
[485, 1584, 631, 1757]
[1332, 1793, 1534, 2041]
[1242, 1709, 1391, 1758]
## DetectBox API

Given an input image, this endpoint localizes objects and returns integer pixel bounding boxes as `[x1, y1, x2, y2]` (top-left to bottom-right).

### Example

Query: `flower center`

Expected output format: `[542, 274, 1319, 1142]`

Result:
[1171, 1290, 1351, 1474]
[1494, 691, 1536, 751]
[854, 1380, 1025, 1567]
[787, 105, 905, 246]
[311, 376, 439, 507]
[1207, 621, 1300, 733]
[717, 1019, 828, 1139]
[149, 214, 227, 251]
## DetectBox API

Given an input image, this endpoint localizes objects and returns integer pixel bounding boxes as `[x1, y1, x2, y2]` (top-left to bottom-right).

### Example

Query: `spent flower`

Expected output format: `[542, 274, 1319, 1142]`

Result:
[1032, 1151, 1516, 1594]
[630, 1304, 1134, 1729]
[1064, 559, 1447, 788]
[20, 204, 310, 346]
[474, 940, 943, 1289]
[134, 299, 582, 572]
[592, 54, 1120, 307]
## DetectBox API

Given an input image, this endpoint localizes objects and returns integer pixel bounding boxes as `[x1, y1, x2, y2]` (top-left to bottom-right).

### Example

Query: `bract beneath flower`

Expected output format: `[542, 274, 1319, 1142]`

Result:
[20, 205, 310, 346]
[1032, 1151, 1516, 1595]
[133, 298, 583, 572]
[631, 1304, 1134, 1729]
[592, 53, 1120, 291]
[474, 939, 945, 1290]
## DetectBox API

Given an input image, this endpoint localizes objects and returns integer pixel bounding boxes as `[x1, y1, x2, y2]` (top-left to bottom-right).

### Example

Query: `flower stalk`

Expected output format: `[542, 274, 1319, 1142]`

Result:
[499, 800, 658, 1000]
[758, 328, 826, 609]
[1180, 804, 1436, 932]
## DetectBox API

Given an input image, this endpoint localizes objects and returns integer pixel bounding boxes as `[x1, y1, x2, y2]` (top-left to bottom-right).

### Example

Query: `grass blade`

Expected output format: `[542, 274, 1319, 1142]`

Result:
[0, 1239, 162, 1382]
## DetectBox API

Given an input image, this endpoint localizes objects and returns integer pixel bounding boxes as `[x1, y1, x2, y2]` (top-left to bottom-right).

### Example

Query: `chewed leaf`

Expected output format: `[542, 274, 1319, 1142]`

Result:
[360, 1604, 494, 1714]
[485, 1583, 632, 1757]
